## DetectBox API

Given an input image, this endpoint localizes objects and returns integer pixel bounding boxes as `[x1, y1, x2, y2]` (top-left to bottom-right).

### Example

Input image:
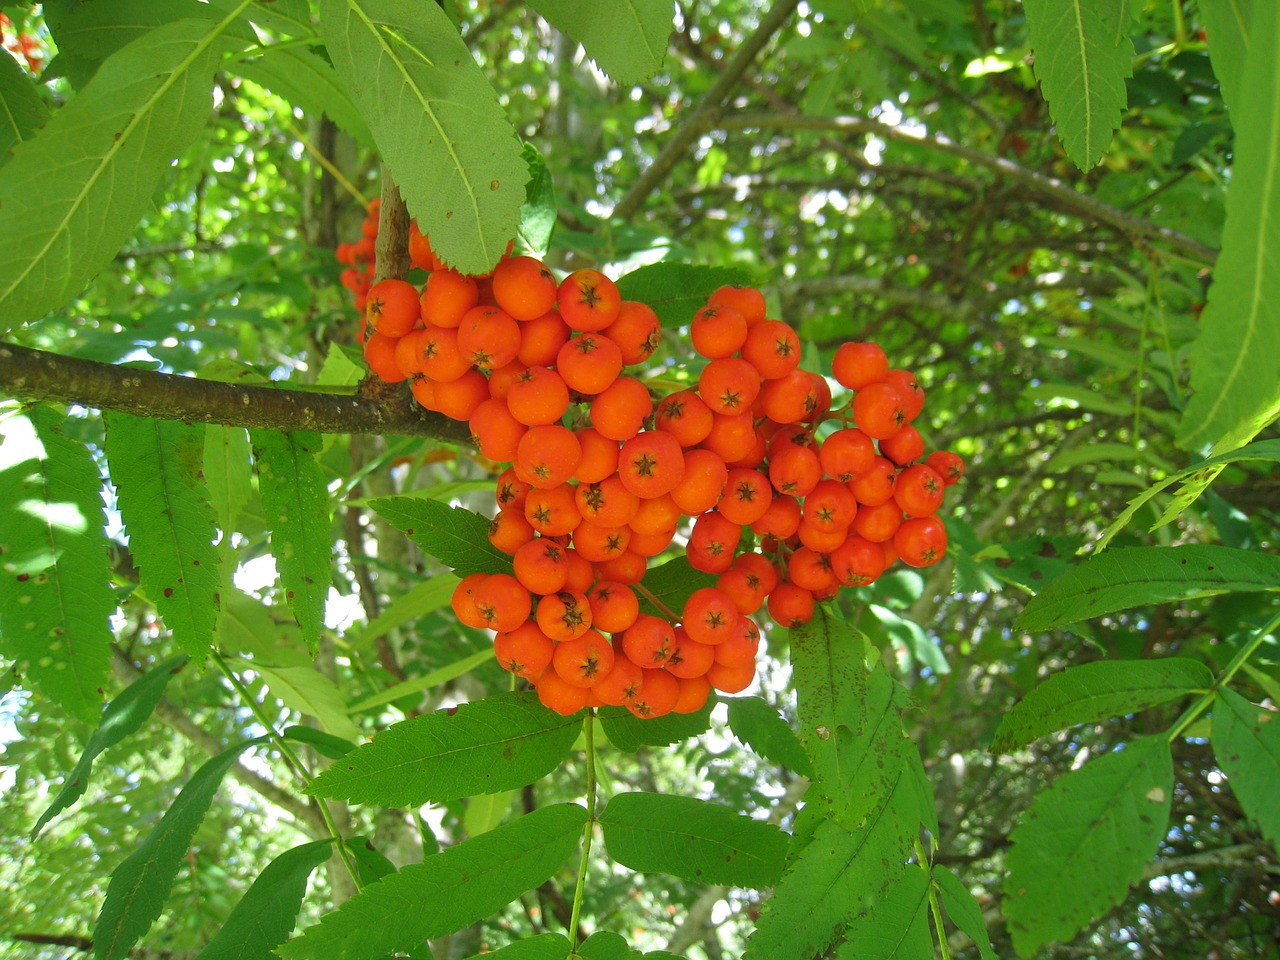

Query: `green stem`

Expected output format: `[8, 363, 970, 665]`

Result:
[1166, 608, 1280, 743]
[211, 651, 365, 890]
[567, 710, 599, 949]
[634, 581, 680, 623]
[914, 837, 950, 960]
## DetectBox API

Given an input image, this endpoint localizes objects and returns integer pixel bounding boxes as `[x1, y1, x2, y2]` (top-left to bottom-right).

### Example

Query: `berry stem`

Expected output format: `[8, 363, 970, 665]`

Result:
[211, 651, 365, 892]
[567, 709, 598, 948]
[634, 581, 680, 623]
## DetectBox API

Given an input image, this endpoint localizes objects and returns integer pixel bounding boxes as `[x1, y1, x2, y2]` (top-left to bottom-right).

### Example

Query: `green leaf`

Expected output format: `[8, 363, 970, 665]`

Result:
[277, 804, 587, 960]
[576, 930, 632, 960]
[0, 49, 49, 162]
[933, 865, 997, 960]
[1023, 0, 1133, 169]
[1003, 737, 1173, 955]
[193, 840, 333, 960]
[1178, 1, 1280, 453]
[831, 864, 931, 959]
[93, 737, 268, 960]
[465, 789, 517, 837]
[615, 263, 753, 329]
[992, 658, 1214, 752]
[867, 603, 950, 675]
[1199, 0, 1250, 113]
[0, 18, 239, 328]
[251, 429, 332, 656]
[236, 44, 376, 149]
[726, 696, 814, 777]
[344, 573, 458, 651]
[1016, 545, 1280, 631]
[219, 587, 311, 667]
[33, 655, 190, 837]
[516, 142, 557, 258]
[282, 724, 359, 762]
[599, 694, 714, 751]
[203, 425, 253, 546]
[635, 556, 717, 620]
[460, 933, 572, 960]
[104, 413, 221, 661]
[342, 835, 398, 886]
[790, 606, 868, 790]
[0, 408, 114, 724]
[308, 691, 582, 806]
[526, 0, 671, 85]
[600, 792, 789, 888]
[228, 658, 361, 742]
[367, 496, 512, 577]
[1212, 687, 1280, 853]
[1095, 439, 1280, 551]
[316, 0, 526, 274]
[346, 647, 495, 713]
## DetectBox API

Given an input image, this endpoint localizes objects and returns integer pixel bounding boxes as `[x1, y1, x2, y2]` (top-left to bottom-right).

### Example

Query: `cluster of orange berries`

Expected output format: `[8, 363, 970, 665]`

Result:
[335, 202, 963, 719]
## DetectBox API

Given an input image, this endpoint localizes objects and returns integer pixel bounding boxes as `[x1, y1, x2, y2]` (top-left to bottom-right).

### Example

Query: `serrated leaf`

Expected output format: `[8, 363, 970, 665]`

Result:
[600, 792, 788, 888]
[367, 496, 512, 576]
[465, 789, 517, 837]
[0, 18, 239, 328]
[726, 696, 814, 777]
[219, 587, 311, 667]
[0, 408, 114, 724]
[251, 429, 331, 656]
[1212, 687, 1280, 853]
[1178, 1, 1280, 453]
[867, 603, 950, 675]
[316, 0, 526, 274]
[516, 142, 557, 258]
[278, 803, 587, 960]
[0, 50, 49, 162]
[831, 864, 931, 960]
[236, 44, 375, 148]
[1017, 545, 1280, 631]
[1003, 737, 1172, 955]
[790, 606, 868, 785]
[33, 655, 189, 837]
[347, 647, 494, 713]
[93, 737, 268, 960]
[282, 724, 359, 762]
[1024, 0, 1133, 169]
[308, 691, 582, 805]
[615, 263, 753, 329]
[527, 0, 671, 84]
[1199, 0, 1250, 113]
[203, 425, 252, 547]
[461, 934, 572, 960]
[934, 865, 997, 960]
[599, 695, 714, 751]
[229, 658, 361, 742]
[342, 835, 397, 886]
[635, 556, 717, 620]
[104, 413, 221, 661]
[993, 658, 1213, 752]
[193, 840, 333, 960]
[1095, 439, 1280, 551]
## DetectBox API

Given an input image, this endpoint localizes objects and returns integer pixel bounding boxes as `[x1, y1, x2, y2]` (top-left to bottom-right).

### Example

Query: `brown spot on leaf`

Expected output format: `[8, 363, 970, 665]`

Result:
[164, 587, 174, 598]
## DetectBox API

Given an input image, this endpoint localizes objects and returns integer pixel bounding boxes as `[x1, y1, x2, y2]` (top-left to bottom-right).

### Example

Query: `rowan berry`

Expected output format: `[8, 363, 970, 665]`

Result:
[514, 424, 582, 489]
[493, 620, 554, 681]
[707, 284, 766, 327]
[553, 629, 615, 688]
[558, 269, 621, 332]
[575, 475, 640, 527]
[655, 390, 714, 447]
[713, 615, 761, 668]
[469, 398, 527, 462]
[590, 377, 652, 441]
[751, 493, 802, 540]
[766, 581, 815, 627]
[407, 220, 441, 271]
[803, 478, 859, 530]
[563, 548, 596, 594]
[740, 319, 802, 379]
[851, 499, 904, 543]
[880, 423, 925, 466]
[603, 300, 662, 365]
[894, 464, 946, 517]
[618, 430, 686, 499]
[420, 269, 478, 328]
[699, 357, 761, 415]
[513, 537, 571, 595]
[682, 587, 739, 645]
[831, 341, 889, 390]
[717, 468, 774, 526]
[587, 581, 640, 634]
[831, 533, 886, 587]
[768, 442, 823, 497]
[795, 519, 848, 554]
[628, 668, 680, 719]
[394, 328, 430, 378]
[366, 278, 421, 338]
[848, 456, 898, 507]
[592, 655, 644, 707]
[691, 304, 748, 359]
[620, 614, 675, 668]
[666, 627, 716, 679]
[884, 369, 925, 421]
[687, 510, 742, 573]
[700, 411, 758, 462]
[451, 573, 491, 630]
[672, 675, 712, 714]
[573, 427, 621, 484]
[669, 448, 729, 516]
[496, 468, 532, 511]
[488, 507, 536, 555]
[628, 493, 682, 536]
[536, 590, 592, 642]
[593, 549, 647, 585]
[926, 450, 965, 485]
[457, 306, 521, 370]
[706, 660, 756, 694]
[572, 521, 632, 563]
[505, 365, 571, 426]
[418, 325, 472, 383]
[557, 333, 624, 395]
[471, 573, 533, 632]
[431, 369, 490, 421]
[759, 369, 823, 424]
[524, 483, 582, 537]
[492, 256, 558, 321]
[363, 332, 406, 383]
[894, 515, 948, 567]
[517, 310, 572, 366]
[626, 524, 676, 557]
[535, 667, 590, 715]
[819, 427, 877, 482]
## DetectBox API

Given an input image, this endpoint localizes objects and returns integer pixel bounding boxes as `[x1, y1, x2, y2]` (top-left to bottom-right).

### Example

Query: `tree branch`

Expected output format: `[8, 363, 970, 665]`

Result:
[0, 341, 471, 443]
[713, 113, 1219, 265]
[611, 0, 803, 222]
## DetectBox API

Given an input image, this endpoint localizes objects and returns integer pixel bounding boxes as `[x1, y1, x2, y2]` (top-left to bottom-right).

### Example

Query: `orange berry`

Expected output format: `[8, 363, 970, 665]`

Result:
[394, 328, 430, 378]
[698, 358, 760, 416]
[894, 515, 947, 568]
[552, 629, 615, 688]
[759, 369, 823, 424]
[690, 304, 748, 359]
[852, 499, 904, 543]
[672, 674, 712, 714]
[471, 573, 533, 632]
[751, 493, 801, 540]
[573, 427, 621, 484]
[524, 483, 582, 537]
[831, 342, 889, 390]
[603, 301, 662, 365]
[628, 668, 680, 719]
[418, 324, 472, 383]
[628, 492, 681, 536]
[893, 464, 945, 517]
[831, 533, 886, 587]
[420, 269, 478, 328]
[667, 627, 716, 679]
[879, 423, 924, 466]
[687, 510, 741, 574]
[713, 615, 761, 668]
[626, 524, 675, 557]
[884, 369, 925, 422]
[740, 320, 801, 379]
[618, 430, 686, 499]
[706, 660, 755, 694]
[407, 220, 441, 271]
[682, 587, 740, 645]
[655, 390, 714, 448]
[590, 377, 653, 441]
[572, 521, 633, 563]
[458, 306, 521, 370]
[848, 456, 898, 507]
[513, 537, 572, 595]
[536, 590, 592, 642]
[619, 613, 675, 667]
[587, 580, 640, 634]
[557, 269, 621, 332]
[700, 411, 759, 463]
[469, 398, 527, 462]
[766, 581, 814, 627]
[367, 278, 421, 338]
[788, 547, 838, 593]
[506, 365, 571, 426]
[557, 333, 623, 395]
[496, 467, 532, 511]
[717, 468, 773, 526]
[669, 448, 729, 516]
[494, 620, 554, 681]
[432, 369, 490, 421]
[517, 310, 573, 366]
[515, 424, 582, 489]
[363, 332, 406, 383]
[926, 450, 965, 485]
[852, 381, 907, 440]
[593, 549, 647, 585]
[768, 442, 823, 498]
[593, 655, 644, 707]
[488, 507, 536, 555]
[563, 548, 595, 594]
[536, 667, 590, 715]
[707, 285, 766, 327]
[451, 573, 491, 630]
[492, 256, 558, 321]
[820, 428, 877, 482]
[575, 475, 640, 527]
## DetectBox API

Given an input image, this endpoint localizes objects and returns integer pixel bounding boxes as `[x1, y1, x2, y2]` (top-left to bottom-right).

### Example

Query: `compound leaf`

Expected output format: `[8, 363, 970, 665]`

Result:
[34, 655, 189, 837]
[1024, 0, 1133, 169]
[105, 413, 221, 661]
[993, 658, 1214, 753]
[251, 429, 331, 656]
[0, 408, 114, 724]
[1017, 545, 1280, 631]
[277, 804, 587, 960]
[1003, 737, 1173, 955]
[316, 0, 526, 274]
[193, 840, 333, 960]
[726, 695, 813, 777]
[831, 865, 931, 960]
[600, 792, 789, 888]
[229, 658, 361, 742]
[308, 691, 582, 806]
[0, 18, 238, 329]
[599, 695, 714, 751]
[93, 737, 268, 960]
[367, 496, 512, 577]
[527, 0, 671, 85]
